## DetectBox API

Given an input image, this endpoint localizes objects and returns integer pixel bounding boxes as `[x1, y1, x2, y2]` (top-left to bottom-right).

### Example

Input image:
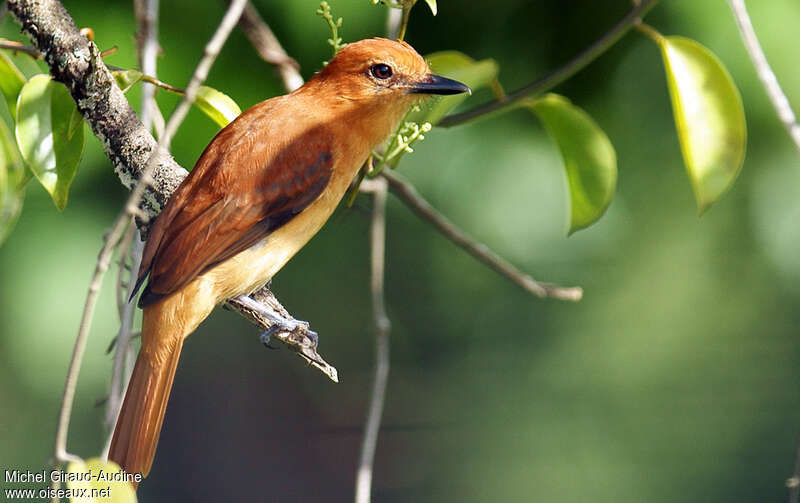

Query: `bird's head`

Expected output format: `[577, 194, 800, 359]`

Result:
[310, 37, 470, 113]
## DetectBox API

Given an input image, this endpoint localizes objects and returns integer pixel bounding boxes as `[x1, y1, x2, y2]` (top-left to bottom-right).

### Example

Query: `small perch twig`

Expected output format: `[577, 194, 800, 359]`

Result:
[351, 7, 405, 500]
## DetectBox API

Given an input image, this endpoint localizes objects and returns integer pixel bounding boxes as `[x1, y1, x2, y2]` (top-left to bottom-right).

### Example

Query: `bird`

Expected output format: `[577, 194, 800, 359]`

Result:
[108, 37, 470, 484]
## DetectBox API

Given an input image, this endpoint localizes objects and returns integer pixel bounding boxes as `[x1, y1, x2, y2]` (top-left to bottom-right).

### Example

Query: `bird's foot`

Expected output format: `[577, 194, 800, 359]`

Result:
[259, 319, 317, 350]
[229, 294, 338, 381]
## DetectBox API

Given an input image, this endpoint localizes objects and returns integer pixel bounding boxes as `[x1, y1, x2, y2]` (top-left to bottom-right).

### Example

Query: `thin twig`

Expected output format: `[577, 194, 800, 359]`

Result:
[51, 216, 130, 471]
[49, 0, 248, 468]
[727, 0, 800, 152]
[396, 3, 411, 42]
[235, 1, 303, 92]
[0, 40, 182, 100]
[113, 221, 136, 318]
[0, 38, 41, 58]
[438, 0, 661, 127]
[0, 34, 181, 101]
[102, 228, 143, 460]
[382, 170, 583, 301]
[352, 9, 404, 501]
[384, 7, 402, 41]
[134, 0, 160, 133]
[355, 178, 391, 503]
[133, 0, 167, 139]
[101, 0, 161, 461]
[160, 0, 247, 150]
[711, 7, 800, 486]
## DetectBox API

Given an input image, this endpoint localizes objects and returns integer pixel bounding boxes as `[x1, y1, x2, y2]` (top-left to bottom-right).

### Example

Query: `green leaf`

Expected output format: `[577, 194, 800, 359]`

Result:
[112, 69, 144, 93]
[656, 35, 746, 214]
[0, 184, 23, 246]
[68, 106, 83, 141]
[193, 85, 241, 127]
[410, 51, 498, 125]
[66, 458, 138, 503]
[423, 0, 437, 15]
[113, 70, 241, 128]
[0, 51, 26, 120]
[15, 74, 85, 210]
[0, 118, 24, 245]
[528, 93, 617, 234]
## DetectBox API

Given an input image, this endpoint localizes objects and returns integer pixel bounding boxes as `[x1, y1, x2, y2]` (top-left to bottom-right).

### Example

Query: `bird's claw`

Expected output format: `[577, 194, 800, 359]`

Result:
[259, 325, 278, 349]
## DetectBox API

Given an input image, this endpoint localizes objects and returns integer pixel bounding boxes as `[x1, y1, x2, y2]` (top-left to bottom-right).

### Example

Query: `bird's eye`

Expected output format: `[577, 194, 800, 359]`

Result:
[370, 63, 393, 80]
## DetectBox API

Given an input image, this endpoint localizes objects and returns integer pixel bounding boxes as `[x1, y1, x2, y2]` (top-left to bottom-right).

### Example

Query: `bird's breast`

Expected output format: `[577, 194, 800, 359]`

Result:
[201, 150, 361, 303]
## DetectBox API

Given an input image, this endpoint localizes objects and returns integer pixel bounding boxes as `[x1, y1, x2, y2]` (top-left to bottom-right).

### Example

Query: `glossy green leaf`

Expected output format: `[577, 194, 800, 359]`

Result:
[423, 0, 437, 15]
[68, 106, 84, 141]
[0, 118, 24, 246]
[529, 93, 617, 234]
[656, 35, 746, 214]
[66, 458, 138, 503]
[15, 74, 85, 210]
[0, 51, 26, 120]
[112, 69, 144, 93]
[193, 86, 241, 127]
[410, 51, 498, 125]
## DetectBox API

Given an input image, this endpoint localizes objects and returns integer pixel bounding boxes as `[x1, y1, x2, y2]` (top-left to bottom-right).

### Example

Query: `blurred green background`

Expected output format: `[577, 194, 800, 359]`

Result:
[2, 0, 800, 501]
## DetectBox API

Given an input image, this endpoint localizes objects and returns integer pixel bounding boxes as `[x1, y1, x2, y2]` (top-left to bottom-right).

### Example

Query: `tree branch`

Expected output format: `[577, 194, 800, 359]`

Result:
[6, 0, 182, 215]
[438, 0, 661, 127]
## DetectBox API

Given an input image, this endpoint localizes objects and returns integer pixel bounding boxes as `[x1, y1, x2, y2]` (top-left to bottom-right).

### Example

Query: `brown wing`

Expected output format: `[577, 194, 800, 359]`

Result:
[135, 111, 333, 307]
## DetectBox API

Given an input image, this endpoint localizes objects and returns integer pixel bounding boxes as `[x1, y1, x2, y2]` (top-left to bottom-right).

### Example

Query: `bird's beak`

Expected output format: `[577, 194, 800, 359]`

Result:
[408, 74, 472, 96]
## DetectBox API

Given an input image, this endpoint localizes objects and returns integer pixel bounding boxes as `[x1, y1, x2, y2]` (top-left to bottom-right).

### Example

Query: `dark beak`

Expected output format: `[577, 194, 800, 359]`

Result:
[408, 74, 471, 96]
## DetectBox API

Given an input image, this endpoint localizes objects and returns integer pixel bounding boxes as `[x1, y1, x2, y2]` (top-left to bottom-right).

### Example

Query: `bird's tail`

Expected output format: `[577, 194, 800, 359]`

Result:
[109, 306, 185, 485]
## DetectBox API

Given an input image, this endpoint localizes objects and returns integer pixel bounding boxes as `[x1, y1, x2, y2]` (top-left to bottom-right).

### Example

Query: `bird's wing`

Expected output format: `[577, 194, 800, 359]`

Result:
[135, 120, 333, 307]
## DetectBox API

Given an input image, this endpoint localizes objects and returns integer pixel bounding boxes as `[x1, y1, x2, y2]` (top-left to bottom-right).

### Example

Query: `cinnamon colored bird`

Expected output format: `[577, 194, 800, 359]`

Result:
[109, 38, 469, 483]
